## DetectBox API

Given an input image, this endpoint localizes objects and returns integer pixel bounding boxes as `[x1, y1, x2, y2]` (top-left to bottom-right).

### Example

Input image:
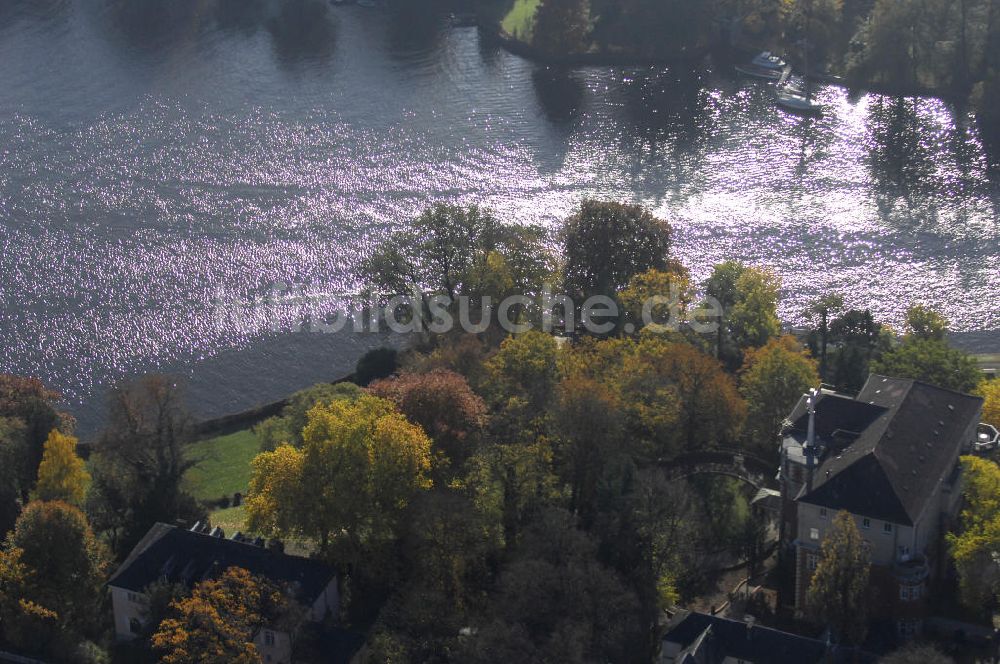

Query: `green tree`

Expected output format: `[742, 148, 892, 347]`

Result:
[904, 303, 949, 340]
[740, 336, 820, 456]
[460, 508, 644, 664]
[32, 430, 90, 506]
[359, 204, 551, 328]
[152, 567, 298, 664]
[806, 510, 871, 645]
[246, 395, 432, 562]
[0, 418, 27, 535]
[0, 501, 110, 658]
[561, 200, 673, 303]
[704, 262, 781, 369]
[947, 455, 1000, 612]
[804, 293, 844, 380]
[484, 330, 561, 443]
[551, 376, 624, 520]
[533, 0, 592, 55]
[255, 381, 362, 450]
[827, 308, 886, 392]
[872, 337, 981, 392]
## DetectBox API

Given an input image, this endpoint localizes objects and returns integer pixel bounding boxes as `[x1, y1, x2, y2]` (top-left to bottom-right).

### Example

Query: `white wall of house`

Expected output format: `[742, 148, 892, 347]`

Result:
[309, 577, 340, 622]
[109, 586, 147, 641]
[253, 628, 293, 664]
[795, 503, 908, 565]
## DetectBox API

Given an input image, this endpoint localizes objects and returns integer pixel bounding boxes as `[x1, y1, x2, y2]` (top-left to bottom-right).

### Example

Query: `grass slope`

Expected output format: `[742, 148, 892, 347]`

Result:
[501, 0, 539, 41]
[184, 428, 260, 504]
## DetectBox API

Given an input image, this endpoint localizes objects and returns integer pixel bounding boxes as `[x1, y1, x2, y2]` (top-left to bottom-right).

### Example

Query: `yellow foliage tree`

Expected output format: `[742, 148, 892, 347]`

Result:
[33, 429, 90, 506]
[947, 456, 1000, 612]
[152, 567, 292, 664]
[977, 379, 1000, 428]
[247, 395, 432, 562]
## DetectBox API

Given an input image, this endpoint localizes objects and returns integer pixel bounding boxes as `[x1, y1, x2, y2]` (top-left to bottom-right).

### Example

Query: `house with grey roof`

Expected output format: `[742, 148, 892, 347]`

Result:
[108, 522, 340, 664]
[778, 375, 983, 638]
[659, 611, 875, 663]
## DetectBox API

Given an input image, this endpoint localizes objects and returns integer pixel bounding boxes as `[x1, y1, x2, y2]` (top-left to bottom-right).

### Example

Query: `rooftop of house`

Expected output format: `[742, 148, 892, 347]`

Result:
[107, 522, 337, 606]
[662, 611, 874, 664]
[782, 375, 983, 526]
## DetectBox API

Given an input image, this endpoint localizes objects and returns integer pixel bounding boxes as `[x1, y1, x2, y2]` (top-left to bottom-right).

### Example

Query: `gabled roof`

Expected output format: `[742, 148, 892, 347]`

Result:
[792, 375, 982, 526]
[662, 611, 872, 664]
[108, 523, 337, 605]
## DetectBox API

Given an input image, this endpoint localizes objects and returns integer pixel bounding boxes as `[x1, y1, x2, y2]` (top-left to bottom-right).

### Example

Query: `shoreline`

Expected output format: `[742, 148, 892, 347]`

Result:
[481, 24, 972, 105]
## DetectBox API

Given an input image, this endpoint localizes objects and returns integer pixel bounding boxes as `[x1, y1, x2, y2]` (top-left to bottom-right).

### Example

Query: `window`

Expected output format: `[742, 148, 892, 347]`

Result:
[862, 518, 871, 529]
[884, 522, 893, 534]
[264, 631, 275, 647]
[809, 528, 820, 541]
[127, 592, 136, 602]
[129, 617, 142, 634]
[806, 552, 819, 571]
[819, 507, 828, 519]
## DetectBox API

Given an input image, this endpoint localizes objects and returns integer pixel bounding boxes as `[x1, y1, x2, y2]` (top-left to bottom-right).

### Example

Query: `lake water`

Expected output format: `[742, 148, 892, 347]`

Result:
[1, 0, 997, 436]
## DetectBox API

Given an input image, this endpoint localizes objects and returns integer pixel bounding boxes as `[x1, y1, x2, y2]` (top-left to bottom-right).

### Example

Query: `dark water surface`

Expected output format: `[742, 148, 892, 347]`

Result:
[1, 0, 997, 435]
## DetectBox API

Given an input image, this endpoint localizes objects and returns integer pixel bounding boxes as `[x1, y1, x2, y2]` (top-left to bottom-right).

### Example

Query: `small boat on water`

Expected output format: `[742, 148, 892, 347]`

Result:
[775, 87, 823, 115]
[735, 51, 789, 80]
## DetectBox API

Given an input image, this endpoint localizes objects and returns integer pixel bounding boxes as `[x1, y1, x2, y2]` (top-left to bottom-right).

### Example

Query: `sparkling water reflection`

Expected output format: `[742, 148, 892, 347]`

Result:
[0, 0, 996, 434]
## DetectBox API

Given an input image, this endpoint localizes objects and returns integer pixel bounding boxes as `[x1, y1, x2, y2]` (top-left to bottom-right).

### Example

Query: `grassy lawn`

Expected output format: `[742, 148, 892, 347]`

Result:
[501, 0, 539, 41]
[184, 428, 260, 504]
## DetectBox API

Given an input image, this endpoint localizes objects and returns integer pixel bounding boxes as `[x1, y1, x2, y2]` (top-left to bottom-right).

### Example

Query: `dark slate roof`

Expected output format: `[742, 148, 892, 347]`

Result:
[796, 375, 982, 526]
[785, 390, 888, 445]
[107, 523, 337, 604]
[662, 612, 873, 664]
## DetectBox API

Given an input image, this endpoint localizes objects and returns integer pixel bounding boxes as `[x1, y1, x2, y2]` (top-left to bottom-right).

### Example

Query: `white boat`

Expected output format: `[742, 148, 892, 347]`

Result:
[735, 51, 790, 80]
[775, 88, 823, 115]
[752, 51, 786, 70]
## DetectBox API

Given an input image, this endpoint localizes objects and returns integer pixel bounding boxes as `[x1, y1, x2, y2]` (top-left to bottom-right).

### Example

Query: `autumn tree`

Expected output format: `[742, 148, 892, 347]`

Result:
[806, 510, 871, 646]
[978, 379, 1000, 427]
[0, 375, 67, 502]
[32, 429, 90, 506]
[561, 200, 673, 304]
[617, 336, 746, 459]
[89, 375, 203, 555]
[947, 455, 1000, 613]
[740, 336, 820, 456]
[255, 381, 361, 451]
[618, 263, 693, 335]
[152, 567, 297, 664]
[246, 395, 432, 563]
[872, 307, 980, 393]
[368, 369, 487, 474]
[0, 501, 109, 658]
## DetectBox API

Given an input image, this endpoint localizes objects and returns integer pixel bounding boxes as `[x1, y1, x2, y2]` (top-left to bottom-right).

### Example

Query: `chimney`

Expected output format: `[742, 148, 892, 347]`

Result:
[805, 388, 818, 492]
